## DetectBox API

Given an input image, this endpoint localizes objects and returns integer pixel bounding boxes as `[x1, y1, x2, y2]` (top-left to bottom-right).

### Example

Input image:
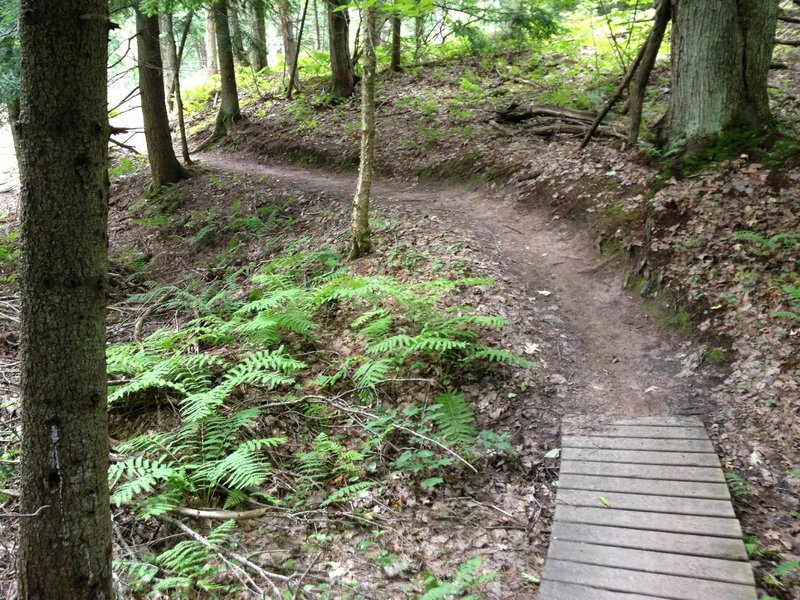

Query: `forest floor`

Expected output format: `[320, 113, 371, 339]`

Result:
[0, 47, 798, 599]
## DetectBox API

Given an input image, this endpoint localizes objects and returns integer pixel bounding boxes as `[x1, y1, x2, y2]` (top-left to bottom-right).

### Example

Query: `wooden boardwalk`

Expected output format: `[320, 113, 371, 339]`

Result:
[540, 415, 757, 600]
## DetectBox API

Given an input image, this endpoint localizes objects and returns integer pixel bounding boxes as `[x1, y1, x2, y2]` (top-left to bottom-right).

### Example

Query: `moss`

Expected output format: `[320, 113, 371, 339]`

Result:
[706, 347, 726, 363]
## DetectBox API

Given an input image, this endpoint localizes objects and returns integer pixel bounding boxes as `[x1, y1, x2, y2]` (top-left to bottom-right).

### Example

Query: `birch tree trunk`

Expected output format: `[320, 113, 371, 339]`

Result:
[349, 6, 377, 260]
[16, 0, 113, 596]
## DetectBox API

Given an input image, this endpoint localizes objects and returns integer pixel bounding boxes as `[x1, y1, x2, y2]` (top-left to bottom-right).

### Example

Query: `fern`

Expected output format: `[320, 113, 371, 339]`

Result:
[725, 472, 749, 498]
[353, 358, 396, 393]
[431, 391, 477, 448]
[466, 346, 535, 368]
[320, 481, 376, 507]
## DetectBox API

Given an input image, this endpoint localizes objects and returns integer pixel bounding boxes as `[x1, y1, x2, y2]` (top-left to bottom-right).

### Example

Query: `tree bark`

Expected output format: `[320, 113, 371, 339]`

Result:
[287, 0, 311, 100]
[390, 13, 401, 72]
[665, 0, 778, 149]
[313, 0, 322, 50]
[228, 0, 250, 67]
[16, 1, 113, 598]
[628, 0, 671, 145]
[159, 13, 179, 112]
[206, 8, 219, 76]
[275, 0, 298, 80]
[171, 12, 194, 164]
[349, 6, 377, 260]
[136, 8, 187, 188]
[6, 98, 20, 159]
[213, 0, 241, 136]
[326, 0, 354, 100]
[249, 0, 269, 71]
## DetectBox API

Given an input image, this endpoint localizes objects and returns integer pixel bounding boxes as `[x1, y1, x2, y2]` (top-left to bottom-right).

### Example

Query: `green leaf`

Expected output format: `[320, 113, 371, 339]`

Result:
[544, 448, 560, 459]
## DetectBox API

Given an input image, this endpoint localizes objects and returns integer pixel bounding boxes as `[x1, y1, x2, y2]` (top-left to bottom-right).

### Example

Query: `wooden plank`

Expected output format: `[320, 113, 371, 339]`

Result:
[556, 489, 735, 518]
[568, 425, 708, 439]
[539, 580, 656, 600]
[561, 460, 725, 483]
[552, 522, 748, 560]
[542, 559, 756, 600]
[548, 541, 755, 585]
[555, 505, 743, 538]
[562, 435, 714, 453]
[611, 416, 705, 427]
[562, 447, 721, 467]
[559, 473, 731, 500]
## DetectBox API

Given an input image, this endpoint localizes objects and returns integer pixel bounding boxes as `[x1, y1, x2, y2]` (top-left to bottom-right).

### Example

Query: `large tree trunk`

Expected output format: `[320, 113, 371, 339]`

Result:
[159, 13, 179, 112]
[326, 0, 354, 100]
[275, 0, 297, 78]
[665, 0, 778, 149]
[213, 0, 241, 136]
[206, 9, 219, 75]
[136, 9, 187, 188]
[228, 0, 250, 67]
[349, 6, 377, 260]
[249, 0, 269, 71]
[16, 1, 113, 598]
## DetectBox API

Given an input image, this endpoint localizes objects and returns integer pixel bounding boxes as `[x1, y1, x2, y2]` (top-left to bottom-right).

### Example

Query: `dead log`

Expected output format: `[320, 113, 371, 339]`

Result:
[628, 0, 672, 145]
[779, 11, 800, 24]
[496, 103, 599, 124]
[776, 38, 800, 47]
[529, 123, 627, 139]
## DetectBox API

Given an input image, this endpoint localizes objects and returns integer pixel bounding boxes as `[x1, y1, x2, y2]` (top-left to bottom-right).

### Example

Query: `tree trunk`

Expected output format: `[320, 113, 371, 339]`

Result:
[326, 0, 354, 100]
[136, 8, 187, 188]
[206, 8, 219, 76]
[194, 36, 207, 70]
[390, 13, 401, 72]
[7, 97, 20, 159]
[228, 0, 250, 67]
[414, 13, 426, 59]
[159, 13, 179, 112]
[172, 12, 194, 164]
[287, 0, 310, 100]
[665, 0, 778, 149]
[16, 1, 113, 598]
[213, 0, 241, 136]
[628, 0, 671, 145]
[349, 6, 377, 260]
[275, 0, 297, 79]
[249, 0, 269, 71]
[313, 0, 322, 50]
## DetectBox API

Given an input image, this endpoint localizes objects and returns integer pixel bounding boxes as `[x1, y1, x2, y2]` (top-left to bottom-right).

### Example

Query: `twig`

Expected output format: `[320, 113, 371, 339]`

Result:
[0, 504, 49, 518]
[171, 506, 272, 520]
[159, 515, 290, 597]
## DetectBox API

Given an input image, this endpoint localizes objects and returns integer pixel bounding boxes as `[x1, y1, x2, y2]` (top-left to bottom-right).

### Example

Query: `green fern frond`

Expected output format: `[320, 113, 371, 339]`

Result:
[320, 481, 376, 507]
[407, 334, 469, 354]
[466, 347, 534, 368]
[431, 391, 476, 448]
[367, 334, 413, 354]
[353, 358, 395, 391]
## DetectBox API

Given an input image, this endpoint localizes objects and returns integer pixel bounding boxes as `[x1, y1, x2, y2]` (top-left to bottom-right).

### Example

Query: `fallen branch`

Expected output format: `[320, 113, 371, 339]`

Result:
[159, 515, 290, 597]
[171, 506, 272, 520]
[496, 103, 598, 125]
[579, 24, 650, 149]
[776, 38, 800, 47]
[530, 123, 627, 139]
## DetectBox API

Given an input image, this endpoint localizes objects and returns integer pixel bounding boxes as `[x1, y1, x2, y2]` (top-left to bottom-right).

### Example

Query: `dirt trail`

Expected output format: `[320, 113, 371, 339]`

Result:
[201, 152, 711, 427]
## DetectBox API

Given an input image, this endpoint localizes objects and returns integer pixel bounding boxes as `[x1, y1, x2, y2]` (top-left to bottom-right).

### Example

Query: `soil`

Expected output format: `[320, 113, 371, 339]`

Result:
[201, 151, 711, 425]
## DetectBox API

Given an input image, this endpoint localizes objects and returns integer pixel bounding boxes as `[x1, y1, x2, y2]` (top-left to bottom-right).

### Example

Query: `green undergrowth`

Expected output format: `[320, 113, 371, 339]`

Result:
[108, 247, 531, 595]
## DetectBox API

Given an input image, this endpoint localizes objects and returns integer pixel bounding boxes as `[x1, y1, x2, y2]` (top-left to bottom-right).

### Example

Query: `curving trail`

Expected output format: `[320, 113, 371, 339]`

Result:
[200, 152, 711, 426]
